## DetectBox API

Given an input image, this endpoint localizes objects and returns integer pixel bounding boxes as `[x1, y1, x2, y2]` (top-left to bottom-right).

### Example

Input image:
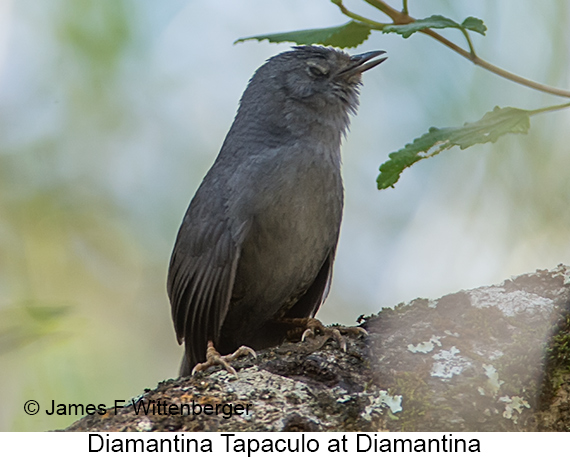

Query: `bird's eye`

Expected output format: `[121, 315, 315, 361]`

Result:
[307, 62, 329, 78]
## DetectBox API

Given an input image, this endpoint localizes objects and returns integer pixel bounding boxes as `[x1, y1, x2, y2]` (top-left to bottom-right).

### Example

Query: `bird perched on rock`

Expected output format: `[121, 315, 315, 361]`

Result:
[168, 45, 386, 376]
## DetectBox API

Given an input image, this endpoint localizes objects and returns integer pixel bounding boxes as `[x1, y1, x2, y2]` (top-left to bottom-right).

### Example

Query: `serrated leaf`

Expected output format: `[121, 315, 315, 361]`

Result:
[383, 14, 486, 38]
[377, 106, 530, 189]
[234, 21, 372, 49]
[461, 16, 487, 35]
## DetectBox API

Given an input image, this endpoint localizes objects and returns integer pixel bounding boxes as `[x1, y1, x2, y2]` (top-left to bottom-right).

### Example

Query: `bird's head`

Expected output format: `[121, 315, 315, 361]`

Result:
[234, 46, 386, 141]
[274, 46, 386, 114]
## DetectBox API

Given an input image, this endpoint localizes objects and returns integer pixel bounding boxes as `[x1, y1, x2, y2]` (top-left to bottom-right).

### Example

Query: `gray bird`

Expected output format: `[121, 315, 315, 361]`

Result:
[168, 46, 386, 376]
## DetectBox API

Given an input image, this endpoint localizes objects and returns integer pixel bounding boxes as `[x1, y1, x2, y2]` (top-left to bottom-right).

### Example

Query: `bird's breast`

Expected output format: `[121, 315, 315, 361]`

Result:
[227, 142, 343, 325]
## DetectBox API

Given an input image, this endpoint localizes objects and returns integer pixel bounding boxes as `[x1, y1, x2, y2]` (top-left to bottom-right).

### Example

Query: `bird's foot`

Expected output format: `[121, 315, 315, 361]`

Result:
[191, 341, 256, 376]
[284, 317, 368, 352]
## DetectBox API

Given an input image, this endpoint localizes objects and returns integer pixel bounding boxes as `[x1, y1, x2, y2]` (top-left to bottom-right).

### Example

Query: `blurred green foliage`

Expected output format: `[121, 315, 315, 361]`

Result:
[0, 0, 177, 431]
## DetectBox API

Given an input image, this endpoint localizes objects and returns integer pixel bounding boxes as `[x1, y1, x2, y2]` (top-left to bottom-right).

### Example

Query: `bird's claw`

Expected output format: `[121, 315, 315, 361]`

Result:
[191, 342, 256, 376]
[301, 328, 314, 342]
[298, 317, 367, 352]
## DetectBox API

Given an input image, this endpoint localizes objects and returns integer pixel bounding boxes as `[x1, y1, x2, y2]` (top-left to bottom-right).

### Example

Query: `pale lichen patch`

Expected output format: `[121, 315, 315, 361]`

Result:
[135, 417, 153, 432]
[362, 391, 403, 420]
[479, 364, 504, 396]
[431, 346, 470, 379]
[470, 287, 554, 317]
[407, 336, 442, 353]
[499, 395, 530, 424]
[487, 350, 504, 361]
[378, 391, 403, 414]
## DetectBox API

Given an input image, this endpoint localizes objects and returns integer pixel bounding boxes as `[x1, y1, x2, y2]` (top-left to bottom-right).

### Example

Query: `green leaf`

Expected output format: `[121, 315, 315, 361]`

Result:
[234, 21, 372, 49]
[461, 17, 487, 35]
[383, 14, 486, 38]
[377, 106, 531, 189]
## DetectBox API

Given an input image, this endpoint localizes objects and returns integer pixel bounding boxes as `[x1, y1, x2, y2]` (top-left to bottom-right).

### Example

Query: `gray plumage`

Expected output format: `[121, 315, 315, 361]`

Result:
[167, 46, 386, 376]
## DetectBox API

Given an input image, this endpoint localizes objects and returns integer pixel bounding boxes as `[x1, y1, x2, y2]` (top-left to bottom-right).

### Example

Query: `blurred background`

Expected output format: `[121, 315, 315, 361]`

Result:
[0, 0, 568, 431]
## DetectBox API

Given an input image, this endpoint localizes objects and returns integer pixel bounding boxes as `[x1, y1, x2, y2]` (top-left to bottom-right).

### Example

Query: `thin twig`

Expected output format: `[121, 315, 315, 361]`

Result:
[529, 101, 570, 116]
[421, 28, 570, 98]
[460, 28, 477, 57]
[362, 0, 411, 23]
[334, 1, 388, 28]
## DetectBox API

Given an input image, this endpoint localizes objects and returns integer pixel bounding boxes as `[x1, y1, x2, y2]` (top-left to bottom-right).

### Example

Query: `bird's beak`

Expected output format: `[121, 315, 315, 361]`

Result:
[341, 50, 387, 77]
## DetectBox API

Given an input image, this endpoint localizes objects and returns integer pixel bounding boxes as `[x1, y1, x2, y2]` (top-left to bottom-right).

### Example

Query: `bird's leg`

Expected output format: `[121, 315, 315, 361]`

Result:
[281, 317, 368, 352]
[191, 341, 256, 376]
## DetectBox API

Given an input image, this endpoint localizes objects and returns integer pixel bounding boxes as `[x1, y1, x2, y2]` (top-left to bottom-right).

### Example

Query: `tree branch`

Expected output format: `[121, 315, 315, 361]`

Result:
[339, 0, 570, 99]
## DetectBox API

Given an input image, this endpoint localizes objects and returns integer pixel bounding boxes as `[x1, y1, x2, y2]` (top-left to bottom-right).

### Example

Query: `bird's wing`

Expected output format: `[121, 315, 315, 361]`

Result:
[283, 246, 336, 320]
[167, 194, 242, 368]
